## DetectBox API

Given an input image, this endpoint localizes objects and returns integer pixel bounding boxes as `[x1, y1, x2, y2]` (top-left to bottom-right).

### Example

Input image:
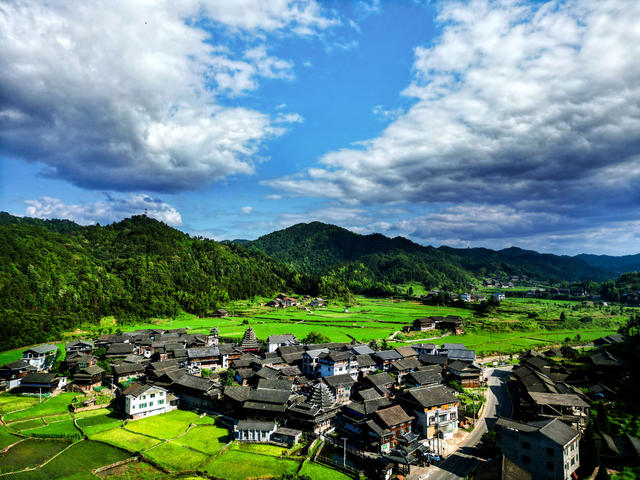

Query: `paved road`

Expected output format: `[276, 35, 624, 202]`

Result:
[413, 366, 513, 480]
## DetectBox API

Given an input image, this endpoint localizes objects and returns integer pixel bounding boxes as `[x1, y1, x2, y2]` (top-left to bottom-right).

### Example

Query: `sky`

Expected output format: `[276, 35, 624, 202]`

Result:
[1, 0, 640, 256]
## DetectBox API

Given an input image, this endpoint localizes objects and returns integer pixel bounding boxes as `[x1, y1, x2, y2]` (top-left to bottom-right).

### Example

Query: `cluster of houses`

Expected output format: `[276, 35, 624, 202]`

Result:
[0, 323, 486, 476]
[405, 315, 467, 335]
[485, 335, 639, 480]
[265, 293, 325, 308]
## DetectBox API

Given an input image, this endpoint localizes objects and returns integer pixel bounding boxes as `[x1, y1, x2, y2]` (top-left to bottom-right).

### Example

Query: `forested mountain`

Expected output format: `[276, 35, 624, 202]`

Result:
[0, 214, 634, 351]
[440, 246, 613, 282]
[248, 222, 615, 285]
[247, 222, 474, 294]
[577, 253, 640, 274]
[0, 214, 312, 350]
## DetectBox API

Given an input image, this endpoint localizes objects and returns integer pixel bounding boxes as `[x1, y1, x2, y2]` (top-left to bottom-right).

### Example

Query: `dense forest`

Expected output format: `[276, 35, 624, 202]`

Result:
[247, 222, 615, 284]
[0, 214, 316, 350]
[0, 214, 637, 351]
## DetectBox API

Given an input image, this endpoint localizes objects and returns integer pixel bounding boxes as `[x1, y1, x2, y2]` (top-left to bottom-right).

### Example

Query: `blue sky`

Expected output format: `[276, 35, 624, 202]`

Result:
[2, 0, 640, 255]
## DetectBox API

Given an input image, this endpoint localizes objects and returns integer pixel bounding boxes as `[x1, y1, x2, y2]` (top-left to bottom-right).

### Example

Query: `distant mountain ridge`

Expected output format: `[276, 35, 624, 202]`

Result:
[576, 253, 640, 274]
[246, 222, 618, 284]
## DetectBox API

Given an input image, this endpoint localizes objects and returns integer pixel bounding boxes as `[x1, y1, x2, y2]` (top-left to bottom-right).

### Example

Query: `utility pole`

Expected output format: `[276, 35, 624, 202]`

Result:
[472, 392, 476, 426]
[343, 437, 346, 467]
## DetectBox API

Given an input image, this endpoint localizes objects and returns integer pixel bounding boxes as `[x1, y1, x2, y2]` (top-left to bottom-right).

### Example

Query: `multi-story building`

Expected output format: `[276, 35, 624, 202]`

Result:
[497, 417, 580, 480]
[317, 351, 356, 378]
[367, 405, 415, 453]
[400, 384, 459, 450]
[302, 348, 329, 377]
[22, 345, 57, 371]
[122, 383, 176, 419]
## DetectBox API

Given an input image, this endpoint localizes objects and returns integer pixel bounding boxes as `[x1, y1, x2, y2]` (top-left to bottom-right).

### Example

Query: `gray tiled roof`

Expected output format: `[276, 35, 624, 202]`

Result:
[404, 384, 458, 408]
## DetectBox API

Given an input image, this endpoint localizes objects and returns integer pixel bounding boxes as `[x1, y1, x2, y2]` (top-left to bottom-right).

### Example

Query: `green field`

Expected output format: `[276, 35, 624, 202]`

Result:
[24, 419, 80, 438]
[90, 426, 161, 452]
[8, 417, 45, 431]
[125, 409, 216, 439]
[234, 441, 288, 456]
[144, 441, 209, 471]
[75, 408, 124, 436]
[0, 394, 40, 414]
[0, 438, 72, 473]
[0, 426, 20, 449]
[174, 424, 230, 454]
[299, 461, 354, 480]
[204, 449, 301, 480]
[8, 440, 131, 479]
[4, 393, 78, 423]
[98, 461, 165, 480]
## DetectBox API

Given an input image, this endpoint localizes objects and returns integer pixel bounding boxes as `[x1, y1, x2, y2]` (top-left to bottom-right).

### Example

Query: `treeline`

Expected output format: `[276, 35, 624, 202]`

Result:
[0, 215, 323, 350]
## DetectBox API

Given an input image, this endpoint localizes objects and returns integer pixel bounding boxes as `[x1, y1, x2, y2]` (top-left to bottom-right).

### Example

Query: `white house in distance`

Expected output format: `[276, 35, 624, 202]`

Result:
[266, 334, 299, 353]
[22, 345, 57, 371]
[122, 383, 177, 419]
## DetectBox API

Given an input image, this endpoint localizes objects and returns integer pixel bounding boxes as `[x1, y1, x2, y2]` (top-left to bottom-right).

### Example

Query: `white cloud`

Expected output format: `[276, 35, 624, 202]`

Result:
[0, 1, 336, 193]
[241, 206, 254, 214]
[268, 0, 640, 227]
[265, 194, 283, 200]
[24, 195, 183, 226]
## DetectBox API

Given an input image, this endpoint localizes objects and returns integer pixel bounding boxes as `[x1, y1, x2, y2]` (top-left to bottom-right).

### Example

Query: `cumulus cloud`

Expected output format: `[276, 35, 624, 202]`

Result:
[24, 195, 183, 226]
[0, 1, 337, 193]
[240, 206, 254, 214]
[267, 0, 640, 248]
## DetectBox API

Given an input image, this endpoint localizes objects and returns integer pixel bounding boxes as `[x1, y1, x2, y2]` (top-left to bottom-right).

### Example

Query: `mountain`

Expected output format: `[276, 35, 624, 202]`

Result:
[0, 213, 307, 351]
[576, 253, 640, 274]
[247, 222, 615, 286]
[439, 246, 613, 282]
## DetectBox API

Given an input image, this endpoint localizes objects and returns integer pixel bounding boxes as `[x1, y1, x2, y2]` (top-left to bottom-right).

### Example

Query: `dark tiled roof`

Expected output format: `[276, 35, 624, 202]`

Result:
[257, 378, 294, 391]
[404, 384, 458, 408]
[106, 343, 135, 355]
[248, 388, 290, 405]
[366, 372, 394, 387]
[374, 350, 402, 362]
[113, 363, 145, 375]
[323, 374, 355, 388]
[418, 354, 448, 365]
[224, 385, 251, 402]
[395, 346, 418, 358]
[406, 370, 442, 386]
[24, 345, 57, 355]
[237, 419, 275, 431]
[21, 373, 57, 384]
[356, 355, 376, 367]
[391, 357, 422, 372]
[187, 347, 220, 358]
[122, 382, 150, 397]
[240, 327, 259, 350]
[310, 382, 335, 409]
[0, 360, 30, 370]
[375, 405, 414, 428]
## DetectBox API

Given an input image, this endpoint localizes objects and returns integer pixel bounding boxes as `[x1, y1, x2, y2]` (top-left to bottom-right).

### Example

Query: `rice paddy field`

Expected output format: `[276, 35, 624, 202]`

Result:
[6, 440, 132, 480]
[3, 392, 78, 423]
[299, 461, 354, 480]
[204, 447, 302, 480]
[0, 438, 72, 473]
[90, 426, 162, 452]
[102, 294, 631, 356]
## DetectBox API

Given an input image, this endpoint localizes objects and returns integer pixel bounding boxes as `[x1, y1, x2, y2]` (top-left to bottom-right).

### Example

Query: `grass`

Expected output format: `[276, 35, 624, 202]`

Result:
[75, 408, 124, 436]
[234, 442, 288, 456]
[0, 438, 72, 473]
[4, 393, 78, 423]
[0, 394, 40, 414]
[8, 418, 46, 431]
[97, 461, 165, 480]
[174, 424, 230, 454]
[10, 440, 131, 480]
[0, 426, 20, 449]
[90, 426, 161, 452]
[126, 409, 216, 439]
[205, 450, 301, 480]
[299, 461, 354, 480]
[144, 441, 208, 471]
[23, 419, 80, 437]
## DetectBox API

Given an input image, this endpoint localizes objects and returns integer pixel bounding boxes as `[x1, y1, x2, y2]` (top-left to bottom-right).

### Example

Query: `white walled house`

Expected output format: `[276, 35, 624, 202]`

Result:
[22, 345, 57, 371]
[122, 383, 177, 419]
[235, 419, 277, 442]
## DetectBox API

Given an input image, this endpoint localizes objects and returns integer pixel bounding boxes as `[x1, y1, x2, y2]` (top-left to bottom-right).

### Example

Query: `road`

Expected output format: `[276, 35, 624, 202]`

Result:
[412, 366, 513, 480]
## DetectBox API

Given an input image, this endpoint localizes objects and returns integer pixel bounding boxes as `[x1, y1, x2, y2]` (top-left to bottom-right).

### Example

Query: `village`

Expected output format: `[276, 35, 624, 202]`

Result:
[1, 302, 637, 480]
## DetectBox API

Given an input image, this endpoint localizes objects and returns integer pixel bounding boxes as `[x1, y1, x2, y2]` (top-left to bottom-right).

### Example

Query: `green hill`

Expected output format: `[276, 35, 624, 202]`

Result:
[247, 222, 615, 288]
[0, 214, 305, 350]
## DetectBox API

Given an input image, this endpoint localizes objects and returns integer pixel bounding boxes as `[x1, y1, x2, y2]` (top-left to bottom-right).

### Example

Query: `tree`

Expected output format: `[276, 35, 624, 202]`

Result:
[560, 311, 566, 321]
[220, 369, 236, 386]
[302, 331, 330, 345]
[380, 339, 390, 350]
[368, 339, 379, 351]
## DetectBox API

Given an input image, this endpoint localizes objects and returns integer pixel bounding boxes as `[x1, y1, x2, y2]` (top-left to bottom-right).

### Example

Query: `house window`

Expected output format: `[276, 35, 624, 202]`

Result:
[158, 399, 164, 405]
[571, 457, 575, 466]
[439, 414, 447, 422]
[150, 393, 155, 398]
[521, 441, 530, 450]
[521, 455, 531, 464]
[570, 442, 574, 451]
[546, 447, 554, 456]
[149, 401, 153, 406]
[546, 462, 554, 471]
